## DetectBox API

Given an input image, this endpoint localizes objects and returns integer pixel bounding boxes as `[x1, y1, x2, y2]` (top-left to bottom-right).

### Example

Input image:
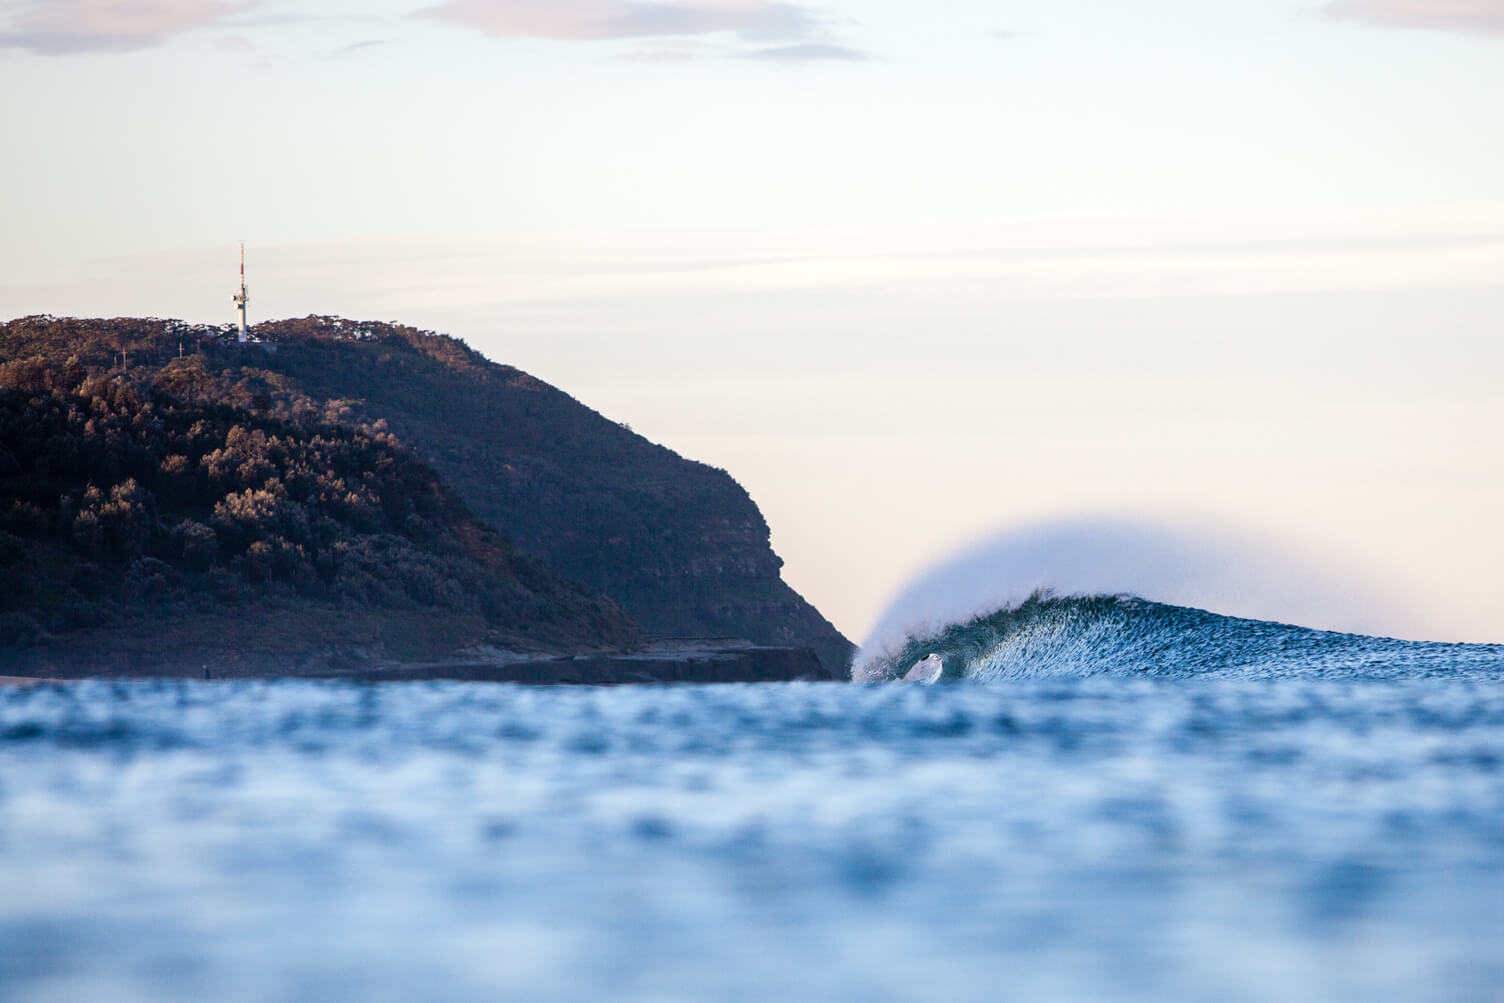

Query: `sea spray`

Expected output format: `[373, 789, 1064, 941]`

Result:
[854, 516, 1435, 680]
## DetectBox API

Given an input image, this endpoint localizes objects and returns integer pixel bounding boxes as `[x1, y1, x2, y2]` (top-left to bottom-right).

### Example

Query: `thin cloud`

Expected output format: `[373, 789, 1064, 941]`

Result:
[421, 0, 815, 41]
[741, 42, 865, 62]
[0, 0, 258, 55]
[213, 33, 255, 52]
[420, 0, 867, 60]
[328, 38, 391, 58]
[619, 37, 725, 61]
[1319, 0, 1504, 37]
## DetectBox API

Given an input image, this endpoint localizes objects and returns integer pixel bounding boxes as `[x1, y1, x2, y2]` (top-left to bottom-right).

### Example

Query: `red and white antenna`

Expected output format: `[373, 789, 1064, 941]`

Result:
[233, 241, 249, 342]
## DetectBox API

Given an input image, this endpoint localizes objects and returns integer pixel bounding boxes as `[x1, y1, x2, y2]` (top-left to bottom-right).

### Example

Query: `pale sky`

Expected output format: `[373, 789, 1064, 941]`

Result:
[3, 0, 1502, 643]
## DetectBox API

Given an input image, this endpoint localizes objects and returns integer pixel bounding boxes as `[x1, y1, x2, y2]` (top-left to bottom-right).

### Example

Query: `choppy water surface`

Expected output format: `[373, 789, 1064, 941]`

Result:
[3, 664, 1503, 1002]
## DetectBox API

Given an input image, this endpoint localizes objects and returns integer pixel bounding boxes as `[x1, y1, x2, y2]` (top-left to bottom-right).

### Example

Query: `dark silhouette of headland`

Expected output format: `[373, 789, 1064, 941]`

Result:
[0, 315, 851, 682]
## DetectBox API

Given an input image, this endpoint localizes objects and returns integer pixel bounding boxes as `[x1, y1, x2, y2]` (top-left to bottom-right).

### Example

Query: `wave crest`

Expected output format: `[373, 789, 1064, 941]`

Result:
[854, 517, 1446, 677]
[855, 593, 1501, 683]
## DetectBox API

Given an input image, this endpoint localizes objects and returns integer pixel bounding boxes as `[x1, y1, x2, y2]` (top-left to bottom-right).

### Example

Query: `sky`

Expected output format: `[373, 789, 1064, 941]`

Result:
[2, 0, 1502, 643]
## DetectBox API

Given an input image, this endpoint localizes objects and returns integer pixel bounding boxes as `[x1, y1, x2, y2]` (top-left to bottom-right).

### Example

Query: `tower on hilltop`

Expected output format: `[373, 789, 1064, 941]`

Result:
[233, 242, 249, 342]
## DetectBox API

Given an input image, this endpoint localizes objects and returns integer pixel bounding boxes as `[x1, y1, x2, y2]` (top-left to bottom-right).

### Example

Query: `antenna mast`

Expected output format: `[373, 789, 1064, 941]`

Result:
[233, 241, 249, 342]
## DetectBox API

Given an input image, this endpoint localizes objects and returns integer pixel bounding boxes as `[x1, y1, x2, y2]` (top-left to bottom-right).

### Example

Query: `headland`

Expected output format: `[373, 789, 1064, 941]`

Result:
[0, 315, 852, 681]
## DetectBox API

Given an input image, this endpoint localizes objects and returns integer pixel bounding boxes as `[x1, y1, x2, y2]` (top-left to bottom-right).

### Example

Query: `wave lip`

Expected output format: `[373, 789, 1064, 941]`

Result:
[856, 593, 1504, 683]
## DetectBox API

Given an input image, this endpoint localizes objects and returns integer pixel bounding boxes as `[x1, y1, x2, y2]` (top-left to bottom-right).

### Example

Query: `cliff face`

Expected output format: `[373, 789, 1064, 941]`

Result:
[0, 316, 853, 676]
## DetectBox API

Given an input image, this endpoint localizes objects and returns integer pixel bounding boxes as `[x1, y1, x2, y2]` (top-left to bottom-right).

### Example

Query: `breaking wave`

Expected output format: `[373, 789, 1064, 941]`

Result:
[854, 518, 1499, 682]
[854, 593, 1504, 682]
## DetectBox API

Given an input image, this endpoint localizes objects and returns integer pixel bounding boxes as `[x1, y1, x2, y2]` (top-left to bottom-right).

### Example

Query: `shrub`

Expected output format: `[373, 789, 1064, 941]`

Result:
[212, 487, 310, 554]
[156, 453, 197, 506]
[236, 541, 274, 584]
[69, 561, 107, 599]
[207, 567, 243, 601]
[70, 479, 155, 558]
[72, 507, 104, 555]
[173, 520, 218, 571]
[124, 556, 181, 605]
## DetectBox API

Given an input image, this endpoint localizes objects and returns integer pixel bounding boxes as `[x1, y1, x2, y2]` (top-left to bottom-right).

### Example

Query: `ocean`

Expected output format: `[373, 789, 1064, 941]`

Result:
[3, 597, 1503, 1002]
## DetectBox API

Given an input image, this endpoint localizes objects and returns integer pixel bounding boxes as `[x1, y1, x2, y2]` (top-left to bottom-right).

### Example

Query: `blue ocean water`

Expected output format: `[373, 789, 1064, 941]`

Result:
[3, 598, 1503, 1002]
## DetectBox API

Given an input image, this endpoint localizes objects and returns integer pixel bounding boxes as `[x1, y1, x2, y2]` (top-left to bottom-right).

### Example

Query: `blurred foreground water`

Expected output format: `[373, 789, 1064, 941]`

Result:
[2, 676, 1502, 1002]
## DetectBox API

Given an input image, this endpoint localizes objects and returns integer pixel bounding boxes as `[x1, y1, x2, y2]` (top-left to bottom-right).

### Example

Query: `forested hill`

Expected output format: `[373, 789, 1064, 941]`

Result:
[0, 315, 852, 676]
[0, 349, 641, 672]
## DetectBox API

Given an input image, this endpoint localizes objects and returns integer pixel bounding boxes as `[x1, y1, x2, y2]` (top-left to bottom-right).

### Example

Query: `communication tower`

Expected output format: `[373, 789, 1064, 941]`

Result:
[233, 242, 249, 342]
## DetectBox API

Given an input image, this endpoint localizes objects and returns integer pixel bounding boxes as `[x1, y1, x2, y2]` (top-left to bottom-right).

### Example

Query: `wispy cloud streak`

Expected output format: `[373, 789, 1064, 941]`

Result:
[0, 0, 258, 54]
[420, 0, 866, 61]
[741, 42, 864, 61]
[1320, 0, 1504, 37]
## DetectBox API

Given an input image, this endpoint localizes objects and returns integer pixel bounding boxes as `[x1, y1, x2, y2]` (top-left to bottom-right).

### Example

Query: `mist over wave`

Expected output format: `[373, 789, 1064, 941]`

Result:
[855, 517, 1444, 680]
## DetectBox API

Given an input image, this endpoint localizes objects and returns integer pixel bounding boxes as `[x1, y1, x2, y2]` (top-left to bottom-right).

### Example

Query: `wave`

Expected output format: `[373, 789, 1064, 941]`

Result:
[859, 518, 1444, 661]
[853, 517, 1499, 682]
[853, 593, 1504, 683]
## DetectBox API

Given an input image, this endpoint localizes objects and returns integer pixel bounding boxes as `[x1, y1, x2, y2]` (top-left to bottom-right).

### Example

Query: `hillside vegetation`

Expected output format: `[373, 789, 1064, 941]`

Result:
[0, 349, 640, 668]
[0, 315, 852, 675]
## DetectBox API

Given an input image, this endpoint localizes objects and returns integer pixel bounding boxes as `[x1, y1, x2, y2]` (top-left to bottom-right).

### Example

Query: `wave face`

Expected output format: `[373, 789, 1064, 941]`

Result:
[855, 594, 1504, 683]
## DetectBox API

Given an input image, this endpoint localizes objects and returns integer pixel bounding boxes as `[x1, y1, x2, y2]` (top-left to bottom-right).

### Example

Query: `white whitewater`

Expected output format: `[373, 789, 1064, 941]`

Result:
[901, 653, 944, 684]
